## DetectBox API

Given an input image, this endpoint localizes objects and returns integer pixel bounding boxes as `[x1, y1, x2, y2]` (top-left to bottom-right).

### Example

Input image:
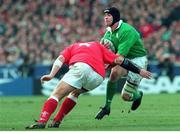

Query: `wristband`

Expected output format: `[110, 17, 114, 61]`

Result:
[120, 58, 141, 74]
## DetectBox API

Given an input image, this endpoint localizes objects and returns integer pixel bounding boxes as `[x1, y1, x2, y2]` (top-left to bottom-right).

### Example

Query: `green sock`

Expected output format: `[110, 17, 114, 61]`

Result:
[132, 90, 141, 101]
[105, 81, 117, 108]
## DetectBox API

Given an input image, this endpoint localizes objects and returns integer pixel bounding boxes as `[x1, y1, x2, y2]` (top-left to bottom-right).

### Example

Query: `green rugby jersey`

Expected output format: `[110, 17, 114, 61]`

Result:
[101, 20, 147, 59]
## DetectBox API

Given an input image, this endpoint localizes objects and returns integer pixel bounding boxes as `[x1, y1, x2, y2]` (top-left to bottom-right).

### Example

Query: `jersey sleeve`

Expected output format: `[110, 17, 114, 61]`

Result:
[117, 30, 138, 56]
[60, 45, 72, 64]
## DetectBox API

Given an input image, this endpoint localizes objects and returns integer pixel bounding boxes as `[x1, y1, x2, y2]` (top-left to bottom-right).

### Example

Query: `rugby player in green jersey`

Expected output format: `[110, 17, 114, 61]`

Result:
[95, 7, 148, 120]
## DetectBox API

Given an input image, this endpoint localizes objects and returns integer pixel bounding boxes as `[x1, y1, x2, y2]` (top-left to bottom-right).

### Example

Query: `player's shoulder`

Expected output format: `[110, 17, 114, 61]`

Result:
[120, 22, 139, 37]
[122, 21, 134, 28]
[120, 22, 133, 31]
[121, 22, 138, 32]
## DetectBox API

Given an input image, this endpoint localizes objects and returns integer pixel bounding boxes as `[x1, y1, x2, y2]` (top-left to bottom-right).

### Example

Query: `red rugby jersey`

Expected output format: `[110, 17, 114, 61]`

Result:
[60, 41, 118, 78]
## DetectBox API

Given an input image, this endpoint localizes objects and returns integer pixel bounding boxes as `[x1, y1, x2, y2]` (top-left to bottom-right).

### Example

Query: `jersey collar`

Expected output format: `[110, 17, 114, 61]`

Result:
[106, 20, 123, 33]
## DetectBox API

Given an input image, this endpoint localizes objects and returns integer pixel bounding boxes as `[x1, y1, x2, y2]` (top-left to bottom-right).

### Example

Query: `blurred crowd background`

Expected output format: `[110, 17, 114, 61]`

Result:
[0, 0, 180, 77]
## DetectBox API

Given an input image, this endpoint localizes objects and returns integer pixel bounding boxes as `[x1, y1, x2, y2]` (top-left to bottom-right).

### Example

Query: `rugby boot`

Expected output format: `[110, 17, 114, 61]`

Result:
[48, 120, 61, 128]
[131, 91, 143, 111]
[95, 106, 110, 120]
[25, 121, 46, 129]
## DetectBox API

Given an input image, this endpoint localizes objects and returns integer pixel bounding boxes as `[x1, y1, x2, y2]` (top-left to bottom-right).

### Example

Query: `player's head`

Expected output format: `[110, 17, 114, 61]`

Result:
[103, 7, 120, 26]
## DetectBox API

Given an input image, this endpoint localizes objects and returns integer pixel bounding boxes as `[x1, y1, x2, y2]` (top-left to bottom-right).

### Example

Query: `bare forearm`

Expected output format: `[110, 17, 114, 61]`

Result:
[49, 65, 61, 77]
[49, 56, 64, 77]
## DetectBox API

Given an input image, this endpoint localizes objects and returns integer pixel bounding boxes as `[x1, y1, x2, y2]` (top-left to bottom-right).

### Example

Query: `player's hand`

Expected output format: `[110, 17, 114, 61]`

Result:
[101, 39, 111, 49]
[103, 42, 111, 49]
[139, 69, 152, 79]
[40, 74, 53, 83]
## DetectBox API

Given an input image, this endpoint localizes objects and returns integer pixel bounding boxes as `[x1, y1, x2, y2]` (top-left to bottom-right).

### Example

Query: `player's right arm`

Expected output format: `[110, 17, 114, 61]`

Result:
[41, 44, 72, 82]
[41, 55, 65, 82]
[114, 56, 152, 79]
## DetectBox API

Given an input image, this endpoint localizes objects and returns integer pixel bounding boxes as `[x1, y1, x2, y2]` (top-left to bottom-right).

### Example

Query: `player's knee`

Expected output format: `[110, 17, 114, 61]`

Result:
[110, 71, 119, 82]
[121, 93, 131, 101]
[110, 67, 125, 82]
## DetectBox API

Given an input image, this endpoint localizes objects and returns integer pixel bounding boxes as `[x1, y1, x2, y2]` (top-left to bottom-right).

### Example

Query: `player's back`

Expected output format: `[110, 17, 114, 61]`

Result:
[69, 42, 103, 63]
[62, 41, 116, 77]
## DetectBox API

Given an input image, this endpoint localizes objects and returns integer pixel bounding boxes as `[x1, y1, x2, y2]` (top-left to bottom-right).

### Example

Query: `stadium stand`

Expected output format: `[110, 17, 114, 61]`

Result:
[0, 0, 179, 78]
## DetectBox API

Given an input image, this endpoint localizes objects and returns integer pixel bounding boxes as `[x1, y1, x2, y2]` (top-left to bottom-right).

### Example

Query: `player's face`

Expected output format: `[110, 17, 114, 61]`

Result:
[104, 13, 113, 26]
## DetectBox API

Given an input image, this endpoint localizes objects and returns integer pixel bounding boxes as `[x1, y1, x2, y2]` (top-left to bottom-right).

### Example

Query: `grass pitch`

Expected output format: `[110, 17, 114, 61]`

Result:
[0, 93, 180, 131]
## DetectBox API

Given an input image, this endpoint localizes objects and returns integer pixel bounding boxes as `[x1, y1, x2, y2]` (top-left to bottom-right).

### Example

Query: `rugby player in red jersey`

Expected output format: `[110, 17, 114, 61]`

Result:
[26, 41, 151, 129]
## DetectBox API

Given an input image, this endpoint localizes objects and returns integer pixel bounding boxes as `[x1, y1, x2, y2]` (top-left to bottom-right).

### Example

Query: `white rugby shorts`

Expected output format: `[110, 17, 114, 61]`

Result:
[61, 62, 104, 91]
[127, 56, 148, 86]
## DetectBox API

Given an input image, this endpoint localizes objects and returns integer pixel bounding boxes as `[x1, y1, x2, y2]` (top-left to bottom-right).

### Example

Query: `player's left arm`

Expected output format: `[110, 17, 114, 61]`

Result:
[40, 55, 65, 82]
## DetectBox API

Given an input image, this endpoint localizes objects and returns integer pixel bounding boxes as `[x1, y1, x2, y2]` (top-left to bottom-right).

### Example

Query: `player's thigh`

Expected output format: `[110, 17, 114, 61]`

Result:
[51, 81, 76, 100]
[110, 65, 128, 81]
[61, 63, 85, 89]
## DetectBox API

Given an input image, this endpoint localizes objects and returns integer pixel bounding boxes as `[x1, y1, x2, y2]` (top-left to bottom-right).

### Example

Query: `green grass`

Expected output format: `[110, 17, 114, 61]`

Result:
[0, 93, 180, 131]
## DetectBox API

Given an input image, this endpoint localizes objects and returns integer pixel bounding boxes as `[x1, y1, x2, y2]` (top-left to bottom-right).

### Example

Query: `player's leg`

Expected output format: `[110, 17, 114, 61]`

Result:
[48, 89, 87, 128]
[49, 62, 104, 127]
[121, 56, 147, 110]
[47, 62, 84, 128]
[95, 65, 127, 120]
[121, 80, 143, 110]
[26, 81, 75, 129]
